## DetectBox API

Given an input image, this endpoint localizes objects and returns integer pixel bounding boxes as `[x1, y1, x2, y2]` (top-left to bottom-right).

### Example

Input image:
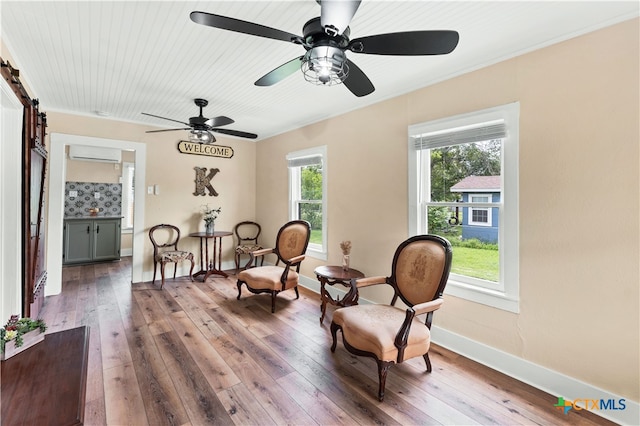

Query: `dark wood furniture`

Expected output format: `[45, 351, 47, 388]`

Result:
[1, 57, 48, 318]
[315, 265, 365, 324]
[1, 326, 90, 425]
[233, 221, 264, 271]
[149, 224, 195, 289]
[331, 235, 453, 402]
[236, 220, 310, 313]
[189, 231, 233, 280]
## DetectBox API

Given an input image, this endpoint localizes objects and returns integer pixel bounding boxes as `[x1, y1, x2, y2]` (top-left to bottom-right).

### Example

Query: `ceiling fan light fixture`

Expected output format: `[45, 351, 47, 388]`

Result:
[189, 129, 215, 144]
[302, 45, 349, 86]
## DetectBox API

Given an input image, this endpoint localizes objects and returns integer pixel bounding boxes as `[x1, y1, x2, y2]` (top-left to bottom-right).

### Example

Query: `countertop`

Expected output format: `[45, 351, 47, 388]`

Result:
[64, 216, 123, 220]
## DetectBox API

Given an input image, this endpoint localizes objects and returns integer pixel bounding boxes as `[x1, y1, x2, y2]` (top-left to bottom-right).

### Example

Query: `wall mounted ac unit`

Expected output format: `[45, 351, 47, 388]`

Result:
[68, 145, 122, 163]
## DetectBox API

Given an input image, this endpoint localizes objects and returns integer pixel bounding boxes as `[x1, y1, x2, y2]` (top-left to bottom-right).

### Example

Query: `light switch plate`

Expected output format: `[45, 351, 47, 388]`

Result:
[94, 192, 100, 199]
[69, 190, 78, 197]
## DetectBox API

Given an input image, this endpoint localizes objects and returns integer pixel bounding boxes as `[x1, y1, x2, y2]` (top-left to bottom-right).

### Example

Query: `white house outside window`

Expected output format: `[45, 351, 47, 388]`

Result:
[408, 103, 520, 312]
[287, 146, 327, 260]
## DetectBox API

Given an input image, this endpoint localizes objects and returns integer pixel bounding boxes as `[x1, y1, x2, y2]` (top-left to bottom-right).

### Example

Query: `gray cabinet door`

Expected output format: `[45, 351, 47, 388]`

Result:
[93, 219, 121, 261]
[64, 220, 93, 264]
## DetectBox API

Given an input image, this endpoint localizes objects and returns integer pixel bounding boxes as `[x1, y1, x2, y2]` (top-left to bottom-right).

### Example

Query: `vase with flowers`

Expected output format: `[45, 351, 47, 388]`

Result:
[340, 240, 352, 271]
[1, 315, 47, 360]
[201, 204, 221, 235]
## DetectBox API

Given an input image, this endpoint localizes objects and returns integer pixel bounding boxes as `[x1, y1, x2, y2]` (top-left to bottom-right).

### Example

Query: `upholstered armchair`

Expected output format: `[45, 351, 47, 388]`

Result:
[236, 220, 310, 313]
[330, 234, 452, 401]
[148, 224, 195, 289]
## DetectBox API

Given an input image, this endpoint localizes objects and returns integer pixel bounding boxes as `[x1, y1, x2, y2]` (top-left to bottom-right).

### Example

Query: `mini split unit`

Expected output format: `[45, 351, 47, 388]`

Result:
[68, 145, 121, 163]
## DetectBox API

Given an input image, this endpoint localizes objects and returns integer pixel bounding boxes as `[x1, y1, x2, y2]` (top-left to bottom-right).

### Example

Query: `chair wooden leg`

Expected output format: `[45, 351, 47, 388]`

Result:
[235, 254, 239, 272]
[271, 291, 277, 313]
[423, 353, 432, 373]
[173, 262, 177, 280]
[294, 286, 299, 299]
[152, 261, 157, 283]
[377, 360, 394, 402]
[188, 257, 194, 282]
[160, 262, 166, 289]
[330, 322, 340, 352]
[236, 280, 244, 300]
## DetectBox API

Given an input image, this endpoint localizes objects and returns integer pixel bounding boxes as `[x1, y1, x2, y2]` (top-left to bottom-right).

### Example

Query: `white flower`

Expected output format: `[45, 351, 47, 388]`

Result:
[4, 330, 17, 341]
[201, 204, 221, 224]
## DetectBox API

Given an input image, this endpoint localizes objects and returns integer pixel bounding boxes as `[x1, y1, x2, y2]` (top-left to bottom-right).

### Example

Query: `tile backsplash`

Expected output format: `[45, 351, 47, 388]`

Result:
[65, 181, 122, 217]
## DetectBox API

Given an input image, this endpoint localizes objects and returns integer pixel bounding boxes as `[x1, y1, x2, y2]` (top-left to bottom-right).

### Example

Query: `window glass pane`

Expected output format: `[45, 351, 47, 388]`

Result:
[472, 209, 488, 223]
[299, 202, 322, 244]
[427, 206, 499, 282]
[299, 164, 323, 244]
[427, 139, 502, 285]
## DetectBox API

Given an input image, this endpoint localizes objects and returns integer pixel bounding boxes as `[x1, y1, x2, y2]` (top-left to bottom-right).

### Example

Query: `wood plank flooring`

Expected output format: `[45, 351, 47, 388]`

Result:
[39, 258, 613, 425]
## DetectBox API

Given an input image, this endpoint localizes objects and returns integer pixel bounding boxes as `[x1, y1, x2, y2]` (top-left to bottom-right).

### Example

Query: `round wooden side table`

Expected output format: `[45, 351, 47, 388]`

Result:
[314, 265, 365, 324]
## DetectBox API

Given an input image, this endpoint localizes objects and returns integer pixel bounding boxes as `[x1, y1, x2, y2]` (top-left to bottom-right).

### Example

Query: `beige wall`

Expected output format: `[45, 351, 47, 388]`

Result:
[46, 111, 257, 275]
[255, 19, 639, 401]
[3, 17, 637, 406]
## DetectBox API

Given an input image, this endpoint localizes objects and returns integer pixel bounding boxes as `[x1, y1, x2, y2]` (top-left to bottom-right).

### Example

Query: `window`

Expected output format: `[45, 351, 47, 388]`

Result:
[121, 162, 135, 230]
[287, 146, 327, 260]
[469, 195, 491, 226]
[408, 103, 519, 312]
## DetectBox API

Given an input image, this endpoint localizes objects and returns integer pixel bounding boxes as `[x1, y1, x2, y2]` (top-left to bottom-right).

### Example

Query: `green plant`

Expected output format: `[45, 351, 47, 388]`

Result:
[0, 315, 47, 353]
[201, 204, 221, 225]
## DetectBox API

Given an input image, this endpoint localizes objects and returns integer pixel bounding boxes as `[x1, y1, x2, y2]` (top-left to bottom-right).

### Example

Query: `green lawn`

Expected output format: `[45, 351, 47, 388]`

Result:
[310, 229, 322, 244]
[450, 246, 499, 282]
[308, 228, 497, 282]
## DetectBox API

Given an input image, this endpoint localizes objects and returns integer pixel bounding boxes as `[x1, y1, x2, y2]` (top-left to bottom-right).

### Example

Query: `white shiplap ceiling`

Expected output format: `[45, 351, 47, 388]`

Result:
[1, 1, 638, 141]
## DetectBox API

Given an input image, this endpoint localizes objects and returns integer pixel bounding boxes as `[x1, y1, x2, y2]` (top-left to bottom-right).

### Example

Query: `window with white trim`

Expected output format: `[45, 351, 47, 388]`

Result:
[287, 146, 327, 260]
[469, 194, 492, 226]
[408, 103, 519, 312]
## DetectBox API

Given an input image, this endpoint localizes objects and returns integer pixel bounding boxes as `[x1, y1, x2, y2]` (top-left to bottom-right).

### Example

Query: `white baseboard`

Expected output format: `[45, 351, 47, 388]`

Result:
[121, 248, 133, 257]
[430, 327, 638, 425]
[297, 274, 638, 425]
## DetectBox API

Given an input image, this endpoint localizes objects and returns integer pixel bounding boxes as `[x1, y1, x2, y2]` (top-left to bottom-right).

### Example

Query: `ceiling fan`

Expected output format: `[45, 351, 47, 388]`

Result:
[142, 98, 257, 143]
[190, 0, 459, 97]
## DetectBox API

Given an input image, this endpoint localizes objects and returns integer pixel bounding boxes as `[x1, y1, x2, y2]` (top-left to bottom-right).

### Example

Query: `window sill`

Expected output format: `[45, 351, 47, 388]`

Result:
[445, 279, 519, 313]
[306, 247, 327, 261]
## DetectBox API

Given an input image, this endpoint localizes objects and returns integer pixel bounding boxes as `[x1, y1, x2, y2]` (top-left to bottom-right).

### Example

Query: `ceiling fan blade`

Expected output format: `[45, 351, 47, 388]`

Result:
[320, 0, 361, 36]
[190, 11, 302, 44]
[206, 116, 235, 127]
[348, 30, 460, 55]
[141, 112, 190, 126]
[343, 59, 374, 97]
[255, 56, 304, 86]
[145, 128, 191, 134]
[212, 128, 258, 139]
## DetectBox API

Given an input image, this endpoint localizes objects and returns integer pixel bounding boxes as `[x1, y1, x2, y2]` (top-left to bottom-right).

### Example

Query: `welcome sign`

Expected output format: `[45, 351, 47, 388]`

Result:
[177, 141, 234, 159]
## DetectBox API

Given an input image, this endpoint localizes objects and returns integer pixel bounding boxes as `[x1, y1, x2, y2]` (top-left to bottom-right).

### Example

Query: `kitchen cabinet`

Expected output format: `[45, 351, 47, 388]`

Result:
[63, 217, 121, 264]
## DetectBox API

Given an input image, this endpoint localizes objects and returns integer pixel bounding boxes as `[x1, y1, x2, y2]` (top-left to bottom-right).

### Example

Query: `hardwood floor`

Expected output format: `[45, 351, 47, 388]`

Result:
[39, 258, 612, 425]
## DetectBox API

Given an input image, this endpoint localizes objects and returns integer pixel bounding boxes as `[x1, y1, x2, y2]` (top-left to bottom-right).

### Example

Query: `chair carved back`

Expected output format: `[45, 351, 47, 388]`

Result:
[149, 224, 181, 257]
[390, 235, 452, 308]
[234, 221, 262, 247]
[274, 220, 311, 264]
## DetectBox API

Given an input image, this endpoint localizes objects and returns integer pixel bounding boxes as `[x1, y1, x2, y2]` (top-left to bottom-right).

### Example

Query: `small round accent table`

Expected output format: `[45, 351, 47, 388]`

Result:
[315, 265, 365, 324]
[189, 231, 233, 281]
